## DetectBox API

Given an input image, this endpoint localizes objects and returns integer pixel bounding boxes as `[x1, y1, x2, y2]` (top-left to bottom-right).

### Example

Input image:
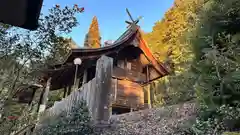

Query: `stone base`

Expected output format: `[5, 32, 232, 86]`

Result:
[93, 121, 112, 132]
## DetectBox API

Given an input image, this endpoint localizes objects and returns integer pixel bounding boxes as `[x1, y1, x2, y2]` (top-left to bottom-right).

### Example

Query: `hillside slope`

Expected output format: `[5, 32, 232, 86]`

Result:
[102, 101, 198, 135]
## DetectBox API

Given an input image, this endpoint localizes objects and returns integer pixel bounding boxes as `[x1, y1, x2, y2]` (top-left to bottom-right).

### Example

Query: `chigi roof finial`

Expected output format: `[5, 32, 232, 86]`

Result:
[125, 8, 143, 28]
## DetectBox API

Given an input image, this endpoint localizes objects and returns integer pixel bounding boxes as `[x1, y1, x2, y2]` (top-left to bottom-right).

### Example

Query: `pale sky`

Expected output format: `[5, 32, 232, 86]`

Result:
[41, 0, 174, 47]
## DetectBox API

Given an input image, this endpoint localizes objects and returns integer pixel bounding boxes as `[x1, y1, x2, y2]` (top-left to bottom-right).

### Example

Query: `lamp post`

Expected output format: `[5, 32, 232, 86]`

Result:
[73, 58, 82, 90]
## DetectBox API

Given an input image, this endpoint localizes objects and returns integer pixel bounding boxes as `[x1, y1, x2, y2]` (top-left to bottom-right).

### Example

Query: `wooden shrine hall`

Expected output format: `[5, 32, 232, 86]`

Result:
[39, 16, 169, 114]
[14, 10, 169, 116]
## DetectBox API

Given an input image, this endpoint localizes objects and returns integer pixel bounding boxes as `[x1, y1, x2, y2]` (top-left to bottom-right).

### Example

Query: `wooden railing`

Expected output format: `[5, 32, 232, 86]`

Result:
[39, 78, 97, 122]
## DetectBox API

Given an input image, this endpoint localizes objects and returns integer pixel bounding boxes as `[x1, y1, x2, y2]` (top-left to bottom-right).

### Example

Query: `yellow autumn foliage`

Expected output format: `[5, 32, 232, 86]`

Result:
[144, 0, 205, 106]
[145, 0, 203, 73]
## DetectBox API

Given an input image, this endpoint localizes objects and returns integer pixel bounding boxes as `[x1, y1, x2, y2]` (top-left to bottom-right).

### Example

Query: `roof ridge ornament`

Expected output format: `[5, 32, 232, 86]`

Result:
[125, 8, 143, 28]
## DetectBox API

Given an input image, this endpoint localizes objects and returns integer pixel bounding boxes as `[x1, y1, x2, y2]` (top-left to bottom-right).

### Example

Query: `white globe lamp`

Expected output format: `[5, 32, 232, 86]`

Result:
[74, 58, 82, 65]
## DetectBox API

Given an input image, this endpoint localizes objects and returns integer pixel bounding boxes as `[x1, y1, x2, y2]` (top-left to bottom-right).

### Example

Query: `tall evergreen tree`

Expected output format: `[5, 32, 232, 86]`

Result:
[84, 16, 101, 48]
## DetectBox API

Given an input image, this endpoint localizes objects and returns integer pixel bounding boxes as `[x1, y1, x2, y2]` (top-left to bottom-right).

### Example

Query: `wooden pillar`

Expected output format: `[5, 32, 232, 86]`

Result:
[27, 87, 37, 111]
[75, 78, 80, 90]
[67, 85, 72, 95]
[113, 79, 117, 102]
[36, 88, 44, 114]
[63, 87, 67, 98]
[37, 78, 51, 117]
[28, 88, 36, 106]
[94, 55, 113, 125]
[26, 127, 34, 135]
[82, 69, 88, 84]
[146, 65, 152, 109]
[78, 76, 82, 88]
[27, 86, 42, 116]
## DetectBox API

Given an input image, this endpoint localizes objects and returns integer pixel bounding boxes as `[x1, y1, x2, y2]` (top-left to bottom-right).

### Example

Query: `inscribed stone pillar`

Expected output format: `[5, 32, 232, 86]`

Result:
[39, 78, 51, 112]
[94, 55, 113, 124]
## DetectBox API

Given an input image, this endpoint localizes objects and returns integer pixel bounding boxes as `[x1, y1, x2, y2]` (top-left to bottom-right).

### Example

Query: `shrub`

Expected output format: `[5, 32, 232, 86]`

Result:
[36, 100, 94, 135]
[192, 105, 240, 135]
[186, 0, 240, 134]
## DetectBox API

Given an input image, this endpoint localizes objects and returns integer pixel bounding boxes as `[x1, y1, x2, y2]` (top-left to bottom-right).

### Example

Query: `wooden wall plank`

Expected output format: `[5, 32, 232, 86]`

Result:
[112, 79, 144, 109]
[112, 67, 146, 82]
